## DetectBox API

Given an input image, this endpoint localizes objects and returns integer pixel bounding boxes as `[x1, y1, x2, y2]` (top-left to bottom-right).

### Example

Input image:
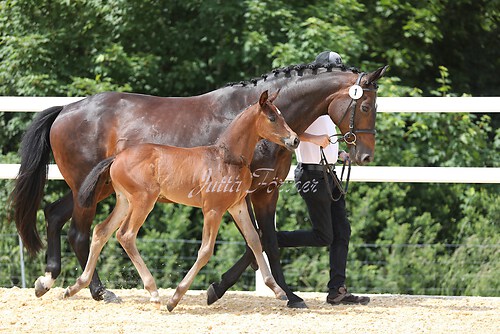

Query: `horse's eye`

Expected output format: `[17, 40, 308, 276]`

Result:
[361, 105, 369, 113]
[268, 114, 276, 122]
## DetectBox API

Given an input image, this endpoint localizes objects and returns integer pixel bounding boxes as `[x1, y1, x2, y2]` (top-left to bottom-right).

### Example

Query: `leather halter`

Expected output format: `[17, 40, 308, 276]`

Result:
[335, 72, 377, 146]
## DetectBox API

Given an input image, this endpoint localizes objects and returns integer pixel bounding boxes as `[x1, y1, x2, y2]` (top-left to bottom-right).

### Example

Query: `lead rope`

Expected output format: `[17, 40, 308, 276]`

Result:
[319, 146, 351, 202]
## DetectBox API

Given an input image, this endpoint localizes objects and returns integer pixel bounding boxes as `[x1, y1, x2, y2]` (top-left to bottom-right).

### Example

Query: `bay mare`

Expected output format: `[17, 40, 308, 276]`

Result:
[63, 91, 297, 311]
[11, 60, 387, 308]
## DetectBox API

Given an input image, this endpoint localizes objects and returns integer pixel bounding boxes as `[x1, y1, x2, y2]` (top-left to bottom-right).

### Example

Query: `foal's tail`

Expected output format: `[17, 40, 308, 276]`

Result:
[78, 157, 116, 208]
[10, 106, 63, 256]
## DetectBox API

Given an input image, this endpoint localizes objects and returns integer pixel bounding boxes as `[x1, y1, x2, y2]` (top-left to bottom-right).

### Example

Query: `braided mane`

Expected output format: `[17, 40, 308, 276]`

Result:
[225, 61, 360, 87]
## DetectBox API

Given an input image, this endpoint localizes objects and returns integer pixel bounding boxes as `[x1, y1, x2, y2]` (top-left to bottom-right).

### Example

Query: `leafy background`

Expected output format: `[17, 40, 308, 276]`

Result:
[0, 0, 498, 296]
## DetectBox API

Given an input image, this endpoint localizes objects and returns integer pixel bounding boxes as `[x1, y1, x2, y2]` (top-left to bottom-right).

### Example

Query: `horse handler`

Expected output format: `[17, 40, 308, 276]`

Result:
[277, 52, 370, 306]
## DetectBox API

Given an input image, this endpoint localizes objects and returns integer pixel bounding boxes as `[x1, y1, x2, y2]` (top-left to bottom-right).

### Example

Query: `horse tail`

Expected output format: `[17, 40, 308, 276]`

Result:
[78, 157, 115, 208]
[10, 106, 63, 256]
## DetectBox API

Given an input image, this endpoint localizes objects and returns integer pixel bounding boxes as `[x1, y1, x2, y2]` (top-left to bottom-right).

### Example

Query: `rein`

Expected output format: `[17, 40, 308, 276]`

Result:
[319, 146, 351, 202]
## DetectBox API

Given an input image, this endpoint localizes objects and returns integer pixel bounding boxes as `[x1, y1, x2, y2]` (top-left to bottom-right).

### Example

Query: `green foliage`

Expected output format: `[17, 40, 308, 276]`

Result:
[0, 0, 498, 296]
[365, 0, 499, 95]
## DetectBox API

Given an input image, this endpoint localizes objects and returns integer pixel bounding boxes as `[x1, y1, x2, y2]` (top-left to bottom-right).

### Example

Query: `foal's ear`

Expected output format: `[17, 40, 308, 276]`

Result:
[365, 65, 389, 84]
[259, 90, 269, 106]
[268, 89, 281, 103]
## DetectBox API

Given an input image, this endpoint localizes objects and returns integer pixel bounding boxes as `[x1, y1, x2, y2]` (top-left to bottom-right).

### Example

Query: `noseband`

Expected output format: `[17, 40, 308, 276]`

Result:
[334, 72, 378, 146]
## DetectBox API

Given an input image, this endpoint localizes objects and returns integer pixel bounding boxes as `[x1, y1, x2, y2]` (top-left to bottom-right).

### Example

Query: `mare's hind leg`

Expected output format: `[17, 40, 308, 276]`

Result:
[228, 200, 286, 301]
[167, 209, 223, 312]
[67, 189, 120, 302]
[115, 194, 160, 307]
[34, 192, 73, 298]
[64, 193, 129, 298]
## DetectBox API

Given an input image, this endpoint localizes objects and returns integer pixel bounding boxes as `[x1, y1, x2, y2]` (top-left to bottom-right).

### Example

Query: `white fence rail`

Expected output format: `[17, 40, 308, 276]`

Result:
[2, 96, 500, 113]
[1, 96, 499, 183]
[1, 164, 498, 184]
[2, 96, 499, 291]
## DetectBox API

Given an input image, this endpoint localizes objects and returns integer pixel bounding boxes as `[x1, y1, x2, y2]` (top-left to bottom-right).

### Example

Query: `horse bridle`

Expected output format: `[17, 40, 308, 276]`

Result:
[334, 72, 378, 146]
[319, 72, 378, 201]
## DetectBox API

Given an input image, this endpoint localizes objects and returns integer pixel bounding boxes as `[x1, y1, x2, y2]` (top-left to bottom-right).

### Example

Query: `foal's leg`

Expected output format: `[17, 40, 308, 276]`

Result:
[115, 194, 160, 307]
[166, 209, 223, 312]
[228, 200, 286, 301]
[64, 193, 129, 298]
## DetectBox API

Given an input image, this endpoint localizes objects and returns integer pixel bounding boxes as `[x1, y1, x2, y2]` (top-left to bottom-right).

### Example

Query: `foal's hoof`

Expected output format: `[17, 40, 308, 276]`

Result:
[150, 294, 161, 309]
[63, 288, 72, 299]
[207, 283, 220, 305]
[166, 302, 176, 312]
[152, 300, 161, 310]
[277, 292, 288, 301]
[287, 300, 308, 309]
[34, 277, 50, 298]
[102, 290, 122, 304]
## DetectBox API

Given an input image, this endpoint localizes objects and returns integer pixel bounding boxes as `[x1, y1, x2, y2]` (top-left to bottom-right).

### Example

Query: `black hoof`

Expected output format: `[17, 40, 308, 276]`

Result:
[91, 288, 104, 301]
[207, 283, 221, 305]
[287, 300, 308, 309]
[102, 290, 122, 304]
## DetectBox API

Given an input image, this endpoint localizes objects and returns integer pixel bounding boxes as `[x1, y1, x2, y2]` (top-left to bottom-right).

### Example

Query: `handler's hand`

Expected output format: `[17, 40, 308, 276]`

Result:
[338, 151, 350, 162]
[311, 134, 330, 148]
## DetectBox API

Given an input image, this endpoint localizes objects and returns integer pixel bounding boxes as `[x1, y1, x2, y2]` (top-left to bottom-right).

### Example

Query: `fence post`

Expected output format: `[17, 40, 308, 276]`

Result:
[18, 235, 26, 288]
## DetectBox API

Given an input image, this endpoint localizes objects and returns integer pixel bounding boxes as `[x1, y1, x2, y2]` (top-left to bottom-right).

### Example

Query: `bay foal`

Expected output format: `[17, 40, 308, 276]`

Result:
[63, 90, 298, 311]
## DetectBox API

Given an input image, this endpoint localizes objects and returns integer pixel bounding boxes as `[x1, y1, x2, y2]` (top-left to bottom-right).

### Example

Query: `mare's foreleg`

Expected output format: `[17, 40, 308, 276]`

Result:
[207, 244, 255, 305]
[34, 192, 73, 298]
[167, 209, 223, 312]
[228, 200, 286, 302]
[207, 196, 258, 305]
[253, 190, 306, 308]
[64, 194, 128, 299]
[208, 189, 306, 308]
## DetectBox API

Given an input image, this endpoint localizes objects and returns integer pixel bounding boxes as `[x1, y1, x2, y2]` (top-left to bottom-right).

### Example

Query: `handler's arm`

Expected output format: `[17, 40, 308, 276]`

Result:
[299, 133, 330, 148]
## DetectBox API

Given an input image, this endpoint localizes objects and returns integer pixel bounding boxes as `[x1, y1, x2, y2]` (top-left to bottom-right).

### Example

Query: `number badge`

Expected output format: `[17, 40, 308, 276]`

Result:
[348, 85, 363, 100]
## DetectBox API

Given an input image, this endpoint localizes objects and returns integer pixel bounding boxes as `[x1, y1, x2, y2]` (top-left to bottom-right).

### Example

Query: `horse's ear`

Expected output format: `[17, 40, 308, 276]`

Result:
[268, 89, 281, 103]
[365, 65, 389, 84]
[259, 90, 269, 106]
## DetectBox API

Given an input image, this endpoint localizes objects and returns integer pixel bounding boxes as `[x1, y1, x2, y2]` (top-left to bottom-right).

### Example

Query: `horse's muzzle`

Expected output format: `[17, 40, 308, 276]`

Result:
[360, 153, 373, 164]
[352, 151, 373, 165]
[284, 136, 300, 150]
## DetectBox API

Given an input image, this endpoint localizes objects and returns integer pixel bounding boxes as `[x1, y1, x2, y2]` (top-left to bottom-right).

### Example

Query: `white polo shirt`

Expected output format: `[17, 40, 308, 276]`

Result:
[296, 115, 339, 164]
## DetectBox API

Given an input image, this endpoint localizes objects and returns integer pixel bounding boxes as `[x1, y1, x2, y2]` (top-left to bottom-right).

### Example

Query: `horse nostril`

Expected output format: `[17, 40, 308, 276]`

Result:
[361, 154, 372, 163]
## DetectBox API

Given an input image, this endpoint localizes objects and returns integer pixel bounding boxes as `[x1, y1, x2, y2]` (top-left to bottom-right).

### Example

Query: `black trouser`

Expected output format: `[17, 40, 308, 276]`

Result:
[277, 163, 351, 292]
